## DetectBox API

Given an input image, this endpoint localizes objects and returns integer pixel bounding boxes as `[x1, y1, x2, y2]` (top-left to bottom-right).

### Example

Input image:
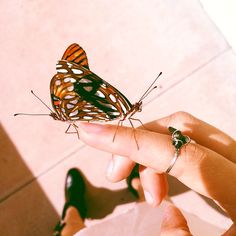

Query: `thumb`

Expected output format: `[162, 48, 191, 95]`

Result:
[160, 204, 192, 236]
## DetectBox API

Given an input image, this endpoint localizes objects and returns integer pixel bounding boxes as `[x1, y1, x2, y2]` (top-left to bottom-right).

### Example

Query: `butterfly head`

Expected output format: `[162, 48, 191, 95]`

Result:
[134, 101, 143, 112]
[138, 101, 143, 112]
[129, 101, 143, 116]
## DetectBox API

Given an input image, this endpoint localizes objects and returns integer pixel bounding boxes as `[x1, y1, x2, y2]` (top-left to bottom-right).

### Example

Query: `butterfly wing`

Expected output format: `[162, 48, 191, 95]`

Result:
[61, 43, 89, 69]
[50, 60, 132, 121]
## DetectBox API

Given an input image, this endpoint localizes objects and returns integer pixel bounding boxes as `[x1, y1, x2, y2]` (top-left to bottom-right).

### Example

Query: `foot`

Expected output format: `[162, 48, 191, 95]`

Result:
[53, 168, 87, 236]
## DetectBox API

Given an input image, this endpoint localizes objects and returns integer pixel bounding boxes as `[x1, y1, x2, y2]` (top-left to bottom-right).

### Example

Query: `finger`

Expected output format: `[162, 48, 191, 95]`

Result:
[139, 165, 168, 206]
[160, 204, 192, 236]
[106, 155, 136, 182]
[144, 111, 236, 163]
[107, 155, 168, 205]
[223, 224, 236, 236]
[107, 155, 168, 206]
[78, 122, 172, 171]
[78, 122, 236, 219]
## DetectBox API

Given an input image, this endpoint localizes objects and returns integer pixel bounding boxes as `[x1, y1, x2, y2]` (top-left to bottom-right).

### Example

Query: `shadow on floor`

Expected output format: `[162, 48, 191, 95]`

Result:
[167, 172, 228, 217]
[0, 123, 59, 236]
[85, 181, 136, 219]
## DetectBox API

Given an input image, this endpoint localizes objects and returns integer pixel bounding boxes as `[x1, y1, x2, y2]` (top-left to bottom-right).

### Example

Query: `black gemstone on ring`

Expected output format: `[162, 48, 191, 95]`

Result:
[168, 126, 190, 150]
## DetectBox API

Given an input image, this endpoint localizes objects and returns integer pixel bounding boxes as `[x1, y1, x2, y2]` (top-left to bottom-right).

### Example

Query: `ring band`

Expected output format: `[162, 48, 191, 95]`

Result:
[166, 149, 180, 174]
[165, 127, 191, 174]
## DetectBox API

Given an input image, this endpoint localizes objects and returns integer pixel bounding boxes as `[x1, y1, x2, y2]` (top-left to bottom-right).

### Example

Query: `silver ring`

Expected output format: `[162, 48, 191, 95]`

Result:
[166, 149, 180, 174]
[165, 127, 191, 174]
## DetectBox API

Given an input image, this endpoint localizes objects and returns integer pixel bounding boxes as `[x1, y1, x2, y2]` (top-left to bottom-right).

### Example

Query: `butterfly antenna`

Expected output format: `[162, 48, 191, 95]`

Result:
[30, 90, 54, 113]
[14, 113, 50, 116]
[13, 90, 54, 117]
[138, 72, 162, 102]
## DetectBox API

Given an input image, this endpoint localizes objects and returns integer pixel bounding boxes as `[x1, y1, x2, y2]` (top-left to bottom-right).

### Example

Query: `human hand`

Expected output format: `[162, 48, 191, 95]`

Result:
[78, 111, 236, 233]
[160, 204, 236, 235]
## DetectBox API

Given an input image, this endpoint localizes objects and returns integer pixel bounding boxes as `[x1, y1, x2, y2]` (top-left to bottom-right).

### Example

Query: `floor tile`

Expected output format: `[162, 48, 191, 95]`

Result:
[0, 177, 58, 236]
[141, 49, 236, 138]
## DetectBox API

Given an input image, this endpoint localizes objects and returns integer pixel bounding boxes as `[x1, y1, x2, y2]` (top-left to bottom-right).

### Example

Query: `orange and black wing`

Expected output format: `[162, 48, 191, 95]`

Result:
[50, 60, 132, 121]
[61, 43, 89, 69]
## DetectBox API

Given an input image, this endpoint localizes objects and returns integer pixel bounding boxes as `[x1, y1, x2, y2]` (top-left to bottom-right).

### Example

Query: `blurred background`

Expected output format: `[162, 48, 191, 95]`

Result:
[0, 0, 235, 235]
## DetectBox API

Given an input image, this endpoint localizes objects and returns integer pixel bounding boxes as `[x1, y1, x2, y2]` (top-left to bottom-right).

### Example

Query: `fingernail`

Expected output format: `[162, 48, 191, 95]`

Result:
[144, 190, 154, 205]
[79, 122, 104, 133]
[106, 159, 114, 177]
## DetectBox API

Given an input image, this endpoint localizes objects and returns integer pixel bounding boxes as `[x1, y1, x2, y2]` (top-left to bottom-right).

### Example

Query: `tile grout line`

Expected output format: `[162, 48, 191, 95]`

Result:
[0, 144, 86, 204]
[199, 0, 235, 53]
[144, 46, 231, 107]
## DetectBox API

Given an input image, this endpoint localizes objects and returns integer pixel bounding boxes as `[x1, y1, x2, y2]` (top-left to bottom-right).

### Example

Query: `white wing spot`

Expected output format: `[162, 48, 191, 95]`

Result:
[70, 78, 77, 83]
[97, 100, 117, 110]
[83, 116, 93, 120]
[109, 94, 116, 102]
[64, 78, 71, 83]
[95, 90, 105, 98]
[64, 95, 75, 99]
[69, 110, 79, 117]
[88, 112, 99, 115]
[67, 85, 74, 92]
[64, 77, 76, 83]
[120, 102, 127, 114]
[80, 78, 92, 83]
[72, 68, 83, 75]
[67, 104, 74, 109]
[82, 109, 91, 112]
[57, 69, 68, 74]
[61, 108, 66, 113]
[101, 83, 107, 88]
[66, 62, 73, 68]
[107, 104, 117, 110]
[109, 111, 120, 116]
[55, 80, 61, 86]
[70, 99, 78, 104]
[84, 86, 93, 92]
[84, 104, 93, 108]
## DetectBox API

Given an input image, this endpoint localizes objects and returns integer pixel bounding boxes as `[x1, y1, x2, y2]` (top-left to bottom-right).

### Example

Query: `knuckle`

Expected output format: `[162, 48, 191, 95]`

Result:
[168, 111, 196, 127]
[182, 143, 206, 167]
[170, 143, 207, 178]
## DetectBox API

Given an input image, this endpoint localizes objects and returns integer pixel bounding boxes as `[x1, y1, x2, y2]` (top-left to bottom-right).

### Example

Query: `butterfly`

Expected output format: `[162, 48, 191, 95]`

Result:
[15, 43, 162, 148]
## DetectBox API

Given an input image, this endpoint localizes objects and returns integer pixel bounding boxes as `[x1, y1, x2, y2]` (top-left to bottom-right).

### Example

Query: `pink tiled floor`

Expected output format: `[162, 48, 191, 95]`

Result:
[0, 0, 235, 235]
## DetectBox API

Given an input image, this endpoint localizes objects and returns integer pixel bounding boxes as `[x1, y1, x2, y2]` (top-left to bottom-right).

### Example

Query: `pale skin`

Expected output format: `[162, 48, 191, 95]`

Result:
[75, 111, 236, 235]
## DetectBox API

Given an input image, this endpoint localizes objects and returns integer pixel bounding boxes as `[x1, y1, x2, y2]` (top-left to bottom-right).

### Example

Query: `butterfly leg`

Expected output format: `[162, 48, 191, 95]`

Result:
[129, 117, 148, 130]
[65, 124, 72, 134]
[73, 123, 80, 139]
[65, 123, 80, 139]
[112, 120, 123, 142]
[128, 118, 139, 150]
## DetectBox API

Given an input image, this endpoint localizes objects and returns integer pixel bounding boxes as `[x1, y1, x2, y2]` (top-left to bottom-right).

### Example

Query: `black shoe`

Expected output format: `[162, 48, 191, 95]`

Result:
[126, 164, 140, 198]
[63, 168, 86, 219]
[53, 168, 86, 236]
